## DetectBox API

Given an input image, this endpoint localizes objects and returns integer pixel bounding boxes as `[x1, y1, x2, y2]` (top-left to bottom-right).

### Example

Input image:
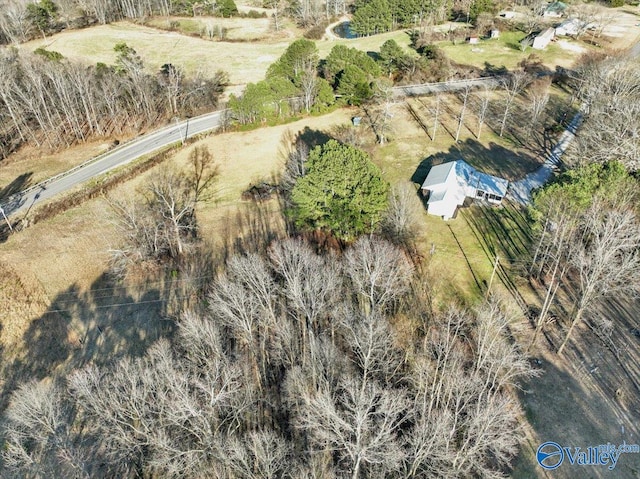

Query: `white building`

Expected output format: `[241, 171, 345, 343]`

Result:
[420, 160, 509, 220]
[555, 18, 587, 36]
[533, 27, 555, 49]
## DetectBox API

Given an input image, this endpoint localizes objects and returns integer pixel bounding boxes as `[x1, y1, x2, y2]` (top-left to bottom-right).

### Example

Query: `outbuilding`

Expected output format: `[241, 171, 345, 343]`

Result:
[533, 27, 555, 49]
[543, 1, 567, 17]
[555, 18, 587, 36]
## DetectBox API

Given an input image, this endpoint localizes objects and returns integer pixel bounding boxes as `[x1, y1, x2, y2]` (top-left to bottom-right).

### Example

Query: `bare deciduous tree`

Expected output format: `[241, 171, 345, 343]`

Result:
[344, 237, 414, 315]
[187, 145, 219, 203]
[570, 54, 640, 170]
[2, 379, 88, 478]
[379, 182, 420, 248]
[299, 378, 408, 479]
[475, 84, 493, 140]
[528, 78, 550, 132]
[558, 200, 640, 354]
[499, 70, 530, 137]
[455, 84, 472, 142]
[279, 129, 309, 196]
[365, 79, 396, 145]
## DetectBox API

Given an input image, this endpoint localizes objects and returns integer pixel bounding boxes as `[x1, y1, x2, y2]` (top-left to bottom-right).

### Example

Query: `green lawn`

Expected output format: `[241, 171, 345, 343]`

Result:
[438, 30, 579, 70]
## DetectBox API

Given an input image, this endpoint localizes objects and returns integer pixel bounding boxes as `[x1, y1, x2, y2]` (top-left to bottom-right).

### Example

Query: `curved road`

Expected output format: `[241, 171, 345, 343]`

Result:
[1, 111, 225, 218]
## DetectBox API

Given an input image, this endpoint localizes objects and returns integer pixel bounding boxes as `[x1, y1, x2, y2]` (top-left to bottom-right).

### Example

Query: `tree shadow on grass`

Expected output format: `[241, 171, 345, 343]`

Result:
[0, 172, 32, 202]
[411, 138, 542, 187]
[483, 62, 509, 76]
[0, 173, 32, 242]
[463, 203, 542, 319]
[513, 352, 640, 479]
[0, 272, 177, 412]
[296, 126, 333, 150]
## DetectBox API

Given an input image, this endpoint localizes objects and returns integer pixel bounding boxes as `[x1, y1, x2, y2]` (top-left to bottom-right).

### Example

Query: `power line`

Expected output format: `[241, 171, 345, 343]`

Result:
[42, 296, 190, 315]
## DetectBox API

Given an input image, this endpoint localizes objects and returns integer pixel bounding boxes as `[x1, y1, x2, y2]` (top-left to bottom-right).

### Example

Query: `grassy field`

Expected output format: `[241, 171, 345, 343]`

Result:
[21, 21, 412, 89]
[438, 30, 583, 70]
[23, 22, 293, 87]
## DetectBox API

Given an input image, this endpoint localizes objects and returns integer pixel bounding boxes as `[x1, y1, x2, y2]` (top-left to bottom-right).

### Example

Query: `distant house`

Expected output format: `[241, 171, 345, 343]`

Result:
[544, 1, 567, 17]
[555, 18, 587, 36]
[533, 27, 555, 49]
[420, 160, 509, 220]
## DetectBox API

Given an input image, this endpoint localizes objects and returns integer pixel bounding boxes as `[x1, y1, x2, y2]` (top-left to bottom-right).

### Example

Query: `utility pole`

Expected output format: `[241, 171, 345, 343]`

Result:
[183, 118, 189, 145]
[486, 253, 498, 298]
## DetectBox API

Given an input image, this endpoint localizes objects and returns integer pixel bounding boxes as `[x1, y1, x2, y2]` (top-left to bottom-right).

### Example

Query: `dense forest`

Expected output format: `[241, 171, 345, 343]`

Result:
[0, 43, 227, 158]
[1, 235, 537, 478]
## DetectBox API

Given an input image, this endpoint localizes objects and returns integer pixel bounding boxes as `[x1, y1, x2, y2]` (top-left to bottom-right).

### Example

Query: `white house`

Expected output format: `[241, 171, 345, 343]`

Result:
[555, 18, 587, 36]
[420, 160, 509, 220]
[533, 27, 555, 49]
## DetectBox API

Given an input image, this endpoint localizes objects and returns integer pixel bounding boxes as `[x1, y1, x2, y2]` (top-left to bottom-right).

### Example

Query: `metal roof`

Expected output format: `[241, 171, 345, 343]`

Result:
[422, 161, 455, 188]
[422, 159, 508, 197]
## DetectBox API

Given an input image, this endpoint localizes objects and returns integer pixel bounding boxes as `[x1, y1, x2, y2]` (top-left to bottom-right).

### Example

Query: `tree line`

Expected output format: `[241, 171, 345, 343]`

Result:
[526, 52, 640, 355]
[0, 0, 242, 43]
[0, 43, 227, 158]
[1, 235, 537, 478]
[228, 36, 454, 126]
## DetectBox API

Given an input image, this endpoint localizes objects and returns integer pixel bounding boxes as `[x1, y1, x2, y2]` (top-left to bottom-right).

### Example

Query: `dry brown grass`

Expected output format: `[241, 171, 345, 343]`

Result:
[22, 21, 296, 88]
[0, 108, 354, 364]
[0, 262, 50, 351]
[0, 140, 113, 191]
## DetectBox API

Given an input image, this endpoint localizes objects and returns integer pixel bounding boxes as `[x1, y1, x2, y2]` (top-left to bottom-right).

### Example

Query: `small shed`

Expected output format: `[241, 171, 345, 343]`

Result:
[533, 27, 555, 49]
[544, 1, 567, 18]
[420, 160, 509, 220]
[490, 29, 500, 38]
[468, 36, 480, 44]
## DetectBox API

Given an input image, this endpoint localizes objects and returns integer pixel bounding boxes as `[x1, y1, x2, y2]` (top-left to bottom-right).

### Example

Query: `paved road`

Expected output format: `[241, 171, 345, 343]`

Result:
[1, 77, 506, 220]
[1, 110, 225, 218]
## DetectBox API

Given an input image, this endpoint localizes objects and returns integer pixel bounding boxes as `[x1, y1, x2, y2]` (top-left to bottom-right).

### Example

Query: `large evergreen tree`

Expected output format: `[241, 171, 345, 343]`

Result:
[266, 38, 319, 86]
[217, 0, 238, 17]
[351, 0, 393, 36]
[291, 140, 389, 240]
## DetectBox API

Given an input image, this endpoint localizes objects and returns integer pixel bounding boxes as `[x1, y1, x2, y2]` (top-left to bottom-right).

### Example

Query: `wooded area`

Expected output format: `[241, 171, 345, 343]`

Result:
[0, 44, 227, 158]
[1, 236, 537, 478]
